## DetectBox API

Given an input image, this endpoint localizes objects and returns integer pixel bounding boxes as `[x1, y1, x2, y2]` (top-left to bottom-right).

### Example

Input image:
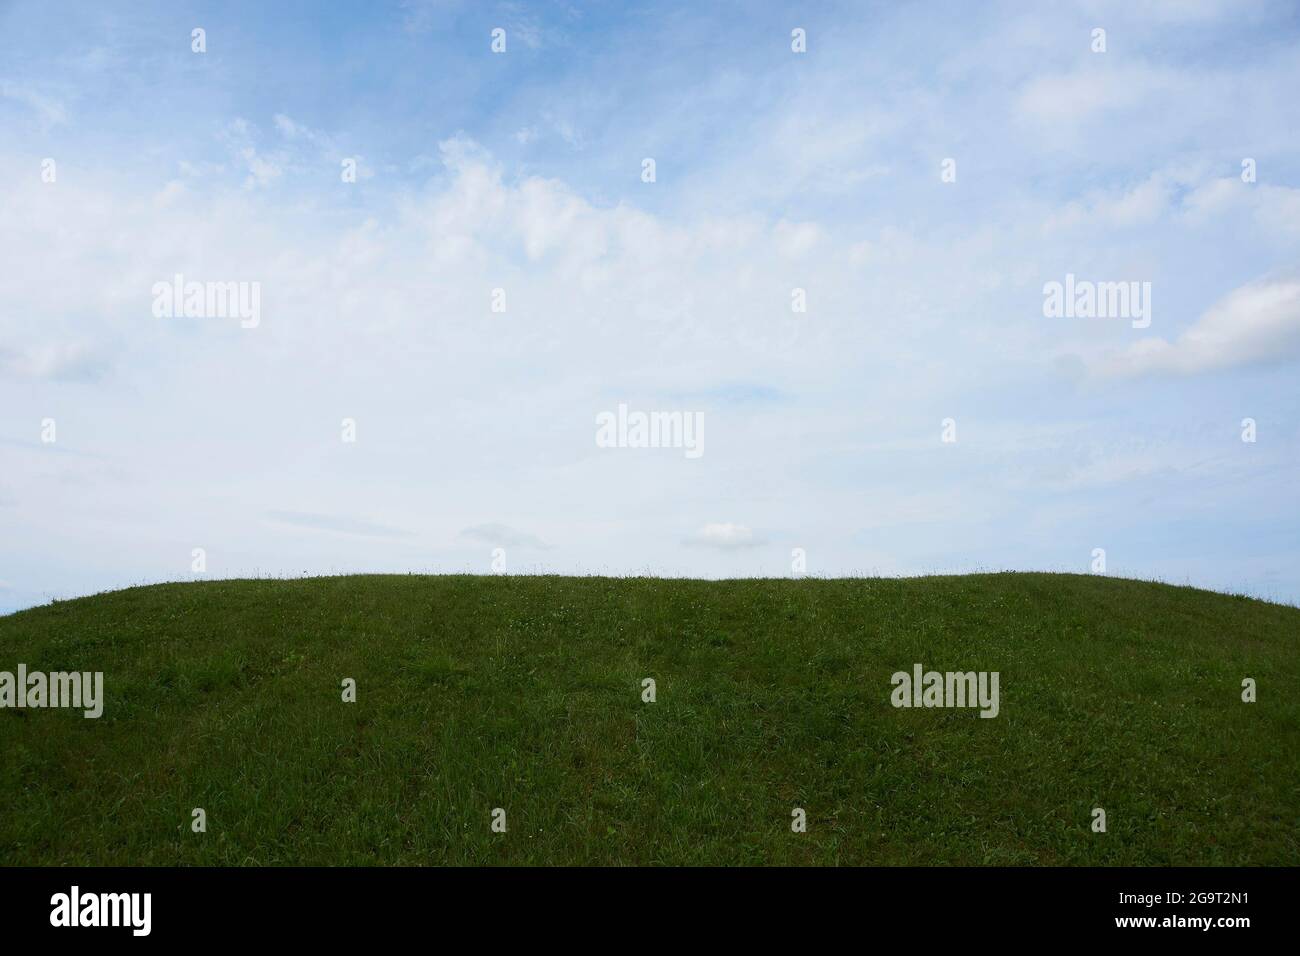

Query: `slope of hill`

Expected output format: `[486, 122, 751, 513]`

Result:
[1, 573, 1296, 865]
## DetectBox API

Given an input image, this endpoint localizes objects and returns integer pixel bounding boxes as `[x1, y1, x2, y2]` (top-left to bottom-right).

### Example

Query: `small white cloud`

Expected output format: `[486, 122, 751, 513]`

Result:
[1181, 176, 1241, 219]
[267, 511, 414, 539]
[1181, 178, 1300, 237]
[685, 523, 764, 550]
[0, 81, 67, 128]
[1089, 0, 1241, 22]
[0, 341, 110, 382]
[1045, 173, 1174, 232]
[1093, 272, 1300, 378]
[153, 180, 187, 208]
[220, 118, 289, 189]
[273, 113, 309, 139]
[401, 0, 462, 34]
[273, 113, 335, 154]
[240, 148, 282, 188]
[772, 220, 823, 258]
[1018, 67, 1175, 125]
[541, 112, 583, 149]
[502, 3, 544, 49]
[459, 523, 549, 549]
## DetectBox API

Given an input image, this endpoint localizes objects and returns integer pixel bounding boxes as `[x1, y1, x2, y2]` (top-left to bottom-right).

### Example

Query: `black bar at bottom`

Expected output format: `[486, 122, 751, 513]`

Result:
[0, 866, 1281, 940]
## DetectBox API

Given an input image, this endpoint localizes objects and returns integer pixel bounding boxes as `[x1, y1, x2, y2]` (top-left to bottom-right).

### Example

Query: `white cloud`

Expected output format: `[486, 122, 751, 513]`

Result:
[1077, 0, 1250, 22]
[685, 523, 764, 550]
[401, 0, 462, 34]
[1094, 273, 1300, 377]
[1044, 172, 1175, 231]
[1018, 69, 1155, 123]
[267, 511, 415, 539]
[459, 523, 549, 549]
[0, 80, 66, 128]
[0, 341, 110, 382]
[272, 113, 332, 151]
[220, 119, 289, 189]
[1181, 176, 1241, 218]
[1182, 177, 1300, 236]
[541, 111, 584, 149]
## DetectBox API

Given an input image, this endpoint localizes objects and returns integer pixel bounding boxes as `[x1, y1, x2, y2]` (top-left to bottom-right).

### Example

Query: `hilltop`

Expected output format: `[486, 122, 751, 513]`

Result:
[1, 573, 1295, 865]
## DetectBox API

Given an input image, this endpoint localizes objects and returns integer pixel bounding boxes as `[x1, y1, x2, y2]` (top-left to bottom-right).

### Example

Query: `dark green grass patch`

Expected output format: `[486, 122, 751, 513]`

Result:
[1, 573, 1296, 865]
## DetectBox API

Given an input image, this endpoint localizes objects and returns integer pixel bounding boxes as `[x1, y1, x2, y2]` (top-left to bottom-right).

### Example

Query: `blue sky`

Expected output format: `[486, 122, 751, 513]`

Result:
[2, 0, 1299, 612]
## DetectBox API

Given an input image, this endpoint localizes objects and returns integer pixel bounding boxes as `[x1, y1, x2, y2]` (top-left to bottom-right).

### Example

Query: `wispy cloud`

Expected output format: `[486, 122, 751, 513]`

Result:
[685, 523, 765, 551]
[267, 511, 415, 539]
[1094, 273, 1300, 378]
[459, 523, 549, 549]
[0, 341, 111, 382]
[0, 80, 66, 128]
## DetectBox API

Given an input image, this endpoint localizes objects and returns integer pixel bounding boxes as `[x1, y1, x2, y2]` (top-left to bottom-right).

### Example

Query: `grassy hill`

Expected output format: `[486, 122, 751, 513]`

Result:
[1, 572, 1296, 866]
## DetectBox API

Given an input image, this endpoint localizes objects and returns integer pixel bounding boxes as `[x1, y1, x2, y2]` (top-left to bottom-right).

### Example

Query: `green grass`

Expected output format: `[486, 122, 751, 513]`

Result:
[1, 572, 1296, 865]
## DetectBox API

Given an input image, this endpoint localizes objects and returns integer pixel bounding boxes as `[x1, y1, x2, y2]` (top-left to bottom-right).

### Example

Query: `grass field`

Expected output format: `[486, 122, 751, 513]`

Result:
[1, 572, 1296, 866]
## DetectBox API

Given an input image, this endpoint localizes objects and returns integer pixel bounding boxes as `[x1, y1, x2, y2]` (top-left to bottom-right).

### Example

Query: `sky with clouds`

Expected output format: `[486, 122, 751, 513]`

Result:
[2, 0, 1299, 613]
